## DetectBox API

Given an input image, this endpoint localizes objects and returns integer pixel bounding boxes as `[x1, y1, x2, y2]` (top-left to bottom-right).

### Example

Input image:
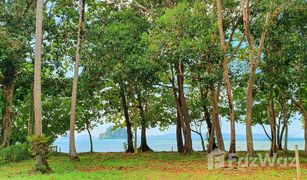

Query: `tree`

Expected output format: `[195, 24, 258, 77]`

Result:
[33, 0, 48, 172]
[216, 0, 243, 157]
[0, 0, 35, 147]
[241, 0, 271, 156]
[69, 0, 85, 161]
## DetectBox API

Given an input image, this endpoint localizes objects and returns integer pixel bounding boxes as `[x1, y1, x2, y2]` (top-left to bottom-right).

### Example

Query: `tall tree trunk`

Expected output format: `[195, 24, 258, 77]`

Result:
[267, 91, 277, 155]
[119, 85, 134, 153]
[216, 0, 236, 157]
[176, 62, 192, 153]
[69, 0, 85, 161]
[34, 0, 44, 168]
[128, 82, 138, 153]
[137, 93, 152, 152]
[169, 65, 185, 153]
[85, 122, 93, 153]
[1, 82, 15, 147]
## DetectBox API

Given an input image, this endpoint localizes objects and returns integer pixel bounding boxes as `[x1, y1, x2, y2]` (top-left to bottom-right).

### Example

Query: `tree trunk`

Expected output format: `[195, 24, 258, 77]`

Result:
[176, 111, 184, 153]
[176, 62, 192, 153]
[137, 93, 152, 152]
[277, 115, 282, 150]
[170, 66, 185, 153]
[1, 82, 15, 147]
[216, 0, 236, 156]
[260, 123, 272, 141]
[119, 85, 134, 153]
[267, 91, 277, 155]
[208, 112, 216, 153]
[191, 129, 205, 152]
[284, 122, 288, 151]
[245, 61, 255, 156]
[34, 0, 44, 168]
[69, 0, 85, 161]
[278, 93, 287, 150]
[128, 83, 138, 153]
[199, 84, 217, 151]
[85, 123, 93, 153]
[211, 86, 225, 151]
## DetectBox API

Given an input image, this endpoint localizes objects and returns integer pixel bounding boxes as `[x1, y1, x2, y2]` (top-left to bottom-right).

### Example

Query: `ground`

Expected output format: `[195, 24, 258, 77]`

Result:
[1, 151, 307, 179]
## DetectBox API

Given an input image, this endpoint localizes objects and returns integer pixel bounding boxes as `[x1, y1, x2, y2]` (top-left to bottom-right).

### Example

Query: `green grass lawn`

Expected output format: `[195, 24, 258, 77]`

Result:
[1, 151, 307, 180]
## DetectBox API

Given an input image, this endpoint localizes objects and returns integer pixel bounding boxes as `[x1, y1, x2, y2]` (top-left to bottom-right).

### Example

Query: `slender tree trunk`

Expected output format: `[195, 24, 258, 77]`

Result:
[199, 83, 217, 151]
[170, 66, 185, 153]
[1, 82, 15, 147]
[28, 83, 35, 136]
[119, 85, 134, 153]
[208, 116, 216, 153]
[85, 122, 93, 153]
[277, 116, 286, 150]
[137, 93, 152, 152]
[211, 86, 225, 151]
[34, 0, 44, 168]
[128, 83, 138, 153]
[69, 0, 85, 161]
[260, 123, 272, 141]
[284, 123, 288, 151]
[208, 86, 225, 152]
[200, 130, 205, 152]
[176, 111, 184, 153]
[216, 0, 236, 156]
[267, 91, 277, 155]
[176, 63, 192, 153]
[191, 128, 205, 152]
[245, 61, 255, 156]
[279, 93, 288, 150]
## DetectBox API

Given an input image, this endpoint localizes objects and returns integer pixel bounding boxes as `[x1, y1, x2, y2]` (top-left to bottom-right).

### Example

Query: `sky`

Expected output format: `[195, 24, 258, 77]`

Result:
[75, 115, 304, 138]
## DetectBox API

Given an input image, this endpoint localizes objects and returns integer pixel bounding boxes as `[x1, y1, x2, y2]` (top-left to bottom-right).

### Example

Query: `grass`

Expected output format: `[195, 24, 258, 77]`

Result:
[0, 151, 307, 179]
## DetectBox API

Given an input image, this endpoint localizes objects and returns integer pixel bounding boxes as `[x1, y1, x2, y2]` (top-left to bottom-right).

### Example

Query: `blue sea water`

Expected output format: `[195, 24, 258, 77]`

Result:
[53, 136, 305, 153]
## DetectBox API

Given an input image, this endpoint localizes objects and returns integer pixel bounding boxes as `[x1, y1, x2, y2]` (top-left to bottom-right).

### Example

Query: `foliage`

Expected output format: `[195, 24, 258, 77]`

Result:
[27, 135, 53, 173]
[0, 144, 32, 164]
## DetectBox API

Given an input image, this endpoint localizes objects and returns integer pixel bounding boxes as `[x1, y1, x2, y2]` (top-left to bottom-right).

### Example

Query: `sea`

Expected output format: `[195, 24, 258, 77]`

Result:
[52, 134, 305, 153]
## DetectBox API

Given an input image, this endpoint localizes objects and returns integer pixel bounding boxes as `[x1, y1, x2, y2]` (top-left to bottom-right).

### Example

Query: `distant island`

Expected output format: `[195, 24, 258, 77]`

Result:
[99, 126, 127, 139]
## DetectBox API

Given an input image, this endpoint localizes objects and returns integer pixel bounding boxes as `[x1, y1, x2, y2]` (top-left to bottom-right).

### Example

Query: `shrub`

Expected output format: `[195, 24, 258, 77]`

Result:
[27, 135, 53, 173]
[0, 144, 32, 164]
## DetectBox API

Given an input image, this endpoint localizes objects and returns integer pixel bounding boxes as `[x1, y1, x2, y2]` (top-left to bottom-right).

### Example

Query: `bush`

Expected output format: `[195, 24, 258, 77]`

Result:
[0, 144, 32, 164]
[28, 135, 52, 173]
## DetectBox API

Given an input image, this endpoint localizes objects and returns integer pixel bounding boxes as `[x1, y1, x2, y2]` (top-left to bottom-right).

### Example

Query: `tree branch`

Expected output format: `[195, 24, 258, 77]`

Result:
[260, 123, 272, 141]
[228, 37, 244, 63]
